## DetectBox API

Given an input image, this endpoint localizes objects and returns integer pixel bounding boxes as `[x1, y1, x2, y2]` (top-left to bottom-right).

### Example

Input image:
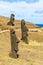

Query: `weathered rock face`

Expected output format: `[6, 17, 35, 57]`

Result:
[7, 14, 15, 26]
[21, 19, 29, 44]
[10, 29, 20, 58]
[0, 29, 20, 58]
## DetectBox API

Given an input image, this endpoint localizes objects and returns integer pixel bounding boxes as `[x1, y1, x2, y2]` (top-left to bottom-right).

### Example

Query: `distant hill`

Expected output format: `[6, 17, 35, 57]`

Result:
[0, 16, 39, 30]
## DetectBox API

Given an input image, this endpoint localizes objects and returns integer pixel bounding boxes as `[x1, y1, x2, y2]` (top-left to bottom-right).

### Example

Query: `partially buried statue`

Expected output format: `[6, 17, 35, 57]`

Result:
[9, 28, 20, 58]
[7, 14, 15, 26]
[21, 19, 29, 44]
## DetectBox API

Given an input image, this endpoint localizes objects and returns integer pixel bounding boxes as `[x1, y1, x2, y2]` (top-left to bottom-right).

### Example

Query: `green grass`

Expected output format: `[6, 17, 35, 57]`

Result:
[29, 40, 43, 46]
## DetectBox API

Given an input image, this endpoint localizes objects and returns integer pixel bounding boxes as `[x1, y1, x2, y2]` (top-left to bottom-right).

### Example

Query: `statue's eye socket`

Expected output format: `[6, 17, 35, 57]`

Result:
[12, 32, 15, 34]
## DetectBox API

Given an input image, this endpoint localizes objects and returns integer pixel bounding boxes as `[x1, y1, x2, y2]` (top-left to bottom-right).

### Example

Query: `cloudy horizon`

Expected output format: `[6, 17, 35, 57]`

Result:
[0, 0, 43, 24]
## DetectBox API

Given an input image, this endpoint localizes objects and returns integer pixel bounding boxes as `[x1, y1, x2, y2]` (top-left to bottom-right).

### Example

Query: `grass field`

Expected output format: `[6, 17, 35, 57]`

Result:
[0, 16, 43, 65]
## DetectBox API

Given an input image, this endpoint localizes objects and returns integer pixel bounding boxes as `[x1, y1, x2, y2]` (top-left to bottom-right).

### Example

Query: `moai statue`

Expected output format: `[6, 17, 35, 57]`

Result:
[7, 14, 15, 26]
[9, 28, 20, 58]
[21, 19, 29, 44]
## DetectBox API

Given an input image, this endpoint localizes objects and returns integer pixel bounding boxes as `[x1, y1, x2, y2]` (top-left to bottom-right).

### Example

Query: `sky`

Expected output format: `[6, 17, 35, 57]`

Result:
[0, 0, 43, 24]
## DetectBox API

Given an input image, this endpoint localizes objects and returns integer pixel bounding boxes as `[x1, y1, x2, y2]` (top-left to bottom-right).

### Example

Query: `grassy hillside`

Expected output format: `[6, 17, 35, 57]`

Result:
[0, 16, 43, 65]
[0, 16, 39, 30]
[0, 16, 43, 42]
[0, 31, 43, 65]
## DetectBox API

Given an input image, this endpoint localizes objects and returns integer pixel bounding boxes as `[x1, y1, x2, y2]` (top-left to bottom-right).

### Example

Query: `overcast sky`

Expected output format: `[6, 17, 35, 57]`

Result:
[0, 0, 43, 24]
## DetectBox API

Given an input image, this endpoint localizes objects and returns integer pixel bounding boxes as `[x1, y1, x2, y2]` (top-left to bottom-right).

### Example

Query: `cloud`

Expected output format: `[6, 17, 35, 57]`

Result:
[35, 10, 43, 14]
[0, 0, 39, 3]
[0, 0, 43, 24]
